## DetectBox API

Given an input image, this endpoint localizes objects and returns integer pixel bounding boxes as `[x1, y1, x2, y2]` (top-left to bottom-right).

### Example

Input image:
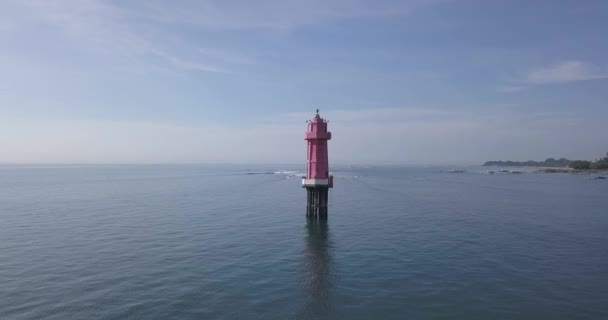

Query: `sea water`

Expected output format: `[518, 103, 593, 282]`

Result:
[1, 165, 607, 319]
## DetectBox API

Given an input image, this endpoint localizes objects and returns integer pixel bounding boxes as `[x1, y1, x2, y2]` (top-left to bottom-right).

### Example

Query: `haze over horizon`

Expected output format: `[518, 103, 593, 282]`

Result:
[1, 0, 607, 165]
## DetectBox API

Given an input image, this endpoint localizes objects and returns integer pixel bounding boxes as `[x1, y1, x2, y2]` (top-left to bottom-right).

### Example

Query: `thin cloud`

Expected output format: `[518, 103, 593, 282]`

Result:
[498, 60, 608, 92]
[1, 0, 438, 74]
[1, 0, 231, 73]
[524, 60, 608, 85]
[150, 49, 228, 73]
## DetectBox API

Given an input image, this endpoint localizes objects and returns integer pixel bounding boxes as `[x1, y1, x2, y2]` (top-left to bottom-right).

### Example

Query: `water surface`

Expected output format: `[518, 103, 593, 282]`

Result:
[1, 165, 607, 319]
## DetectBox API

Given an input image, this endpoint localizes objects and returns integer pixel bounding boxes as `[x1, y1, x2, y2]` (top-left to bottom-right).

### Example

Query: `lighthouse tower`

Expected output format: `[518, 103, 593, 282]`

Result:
[303, 110, 333, 218]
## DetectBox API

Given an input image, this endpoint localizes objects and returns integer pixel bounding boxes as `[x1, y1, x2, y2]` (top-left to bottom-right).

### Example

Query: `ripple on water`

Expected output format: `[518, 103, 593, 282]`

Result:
[1, 165, 607, 319]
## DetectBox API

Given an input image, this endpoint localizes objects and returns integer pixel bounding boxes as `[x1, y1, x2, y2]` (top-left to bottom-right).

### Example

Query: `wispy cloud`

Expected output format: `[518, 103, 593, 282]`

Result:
[149, 49, 228, 73]
[524, 61, 608, 85]
[1, 0, 428, 74]
[1, 0, 248, 73]
[4, 0, 147, 55]
[499, 60, 608, 92]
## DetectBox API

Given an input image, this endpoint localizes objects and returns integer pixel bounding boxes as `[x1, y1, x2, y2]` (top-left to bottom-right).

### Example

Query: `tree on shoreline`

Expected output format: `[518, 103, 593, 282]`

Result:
[569, 160, 592, 170]
[485, 152, 608, 169]
[483, 158, 570, 167]
[569, 152, 608, 170]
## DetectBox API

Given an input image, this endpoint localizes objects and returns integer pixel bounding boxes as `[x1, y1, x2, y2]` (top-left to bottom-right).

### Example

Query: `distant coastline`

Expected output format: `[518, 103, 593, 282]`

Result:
[483, 158, 570, 168]
[483, 154, 608, 173]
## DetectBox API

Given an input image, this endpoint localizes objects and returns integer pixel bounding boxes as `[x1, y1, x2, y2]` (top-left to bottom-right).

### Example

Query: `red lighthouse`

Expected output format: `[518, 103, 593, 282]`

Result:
[303, 109, 333, 218]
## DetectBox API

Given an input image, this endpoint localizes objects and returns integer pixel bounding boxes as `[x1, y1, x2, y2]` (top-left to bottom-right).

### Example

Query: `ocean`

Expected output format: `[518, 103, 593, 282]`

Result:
[1, 165, 607, 319]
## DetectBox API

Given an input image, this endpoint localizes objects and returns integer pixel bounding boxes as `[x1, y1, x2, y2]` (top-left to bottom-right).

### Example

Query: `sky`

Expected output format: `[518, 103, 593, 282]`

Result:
[0, 0, 607, 165]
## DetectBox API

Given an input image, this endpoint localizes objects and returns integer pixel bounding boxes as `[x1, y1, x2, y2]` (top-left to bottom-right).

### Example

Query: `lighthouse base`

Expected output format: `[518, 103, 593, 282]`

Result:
[306, 187, 329, 219]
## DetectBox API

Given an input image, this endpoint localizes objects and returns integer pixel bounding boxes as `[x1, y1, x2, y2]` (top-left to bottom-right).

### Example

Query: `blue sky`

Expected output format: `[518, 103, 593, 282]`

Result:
[1, 0, 607, 164]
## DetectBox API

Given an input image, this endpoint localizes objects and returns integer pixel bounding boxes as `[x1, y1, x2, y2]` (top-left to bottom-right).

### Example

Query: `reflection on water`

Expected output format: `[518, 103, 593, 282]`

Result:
[298, 219, 334, 318]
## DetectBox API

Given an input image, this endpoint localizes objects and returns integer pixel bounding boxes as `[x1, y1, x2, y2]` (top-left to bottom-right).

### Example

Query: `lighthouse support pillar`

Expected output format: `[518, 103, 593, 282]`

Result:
[306, 186, 328, 219]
